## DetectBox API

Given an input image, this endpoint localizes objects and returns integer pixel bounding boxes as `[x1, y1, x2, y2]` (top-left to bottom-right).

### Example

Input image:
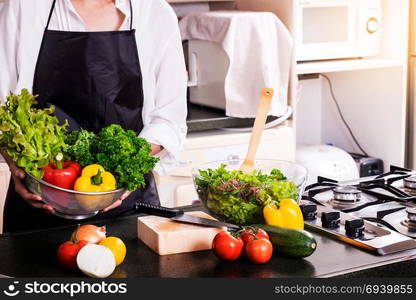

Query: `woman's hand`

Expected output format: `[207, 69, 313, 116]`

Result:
[150, 143, 163, 156]
[1, 152, 55, 213]
[101, 143, 162, 212]
[101, 190, 131, 213]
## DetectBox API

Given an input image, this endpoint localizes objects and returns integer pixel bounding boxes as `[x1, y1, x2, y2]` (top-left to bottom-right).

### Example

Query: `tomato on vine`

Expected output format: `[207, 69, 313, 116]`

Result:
[240, 227, 269, 245]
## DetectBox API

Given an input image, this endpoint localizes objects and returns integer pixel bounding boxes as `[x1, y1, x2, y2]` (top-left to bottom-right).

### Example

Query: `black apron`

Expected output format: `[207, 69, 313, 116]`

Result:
[3, 0, 160, 233]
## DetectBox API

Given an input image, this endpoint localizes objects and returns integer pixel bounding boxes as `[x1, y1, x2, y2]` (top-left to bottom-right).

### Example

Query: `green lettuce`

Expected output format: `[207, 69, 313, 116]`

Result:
[0, 89, 68, 178]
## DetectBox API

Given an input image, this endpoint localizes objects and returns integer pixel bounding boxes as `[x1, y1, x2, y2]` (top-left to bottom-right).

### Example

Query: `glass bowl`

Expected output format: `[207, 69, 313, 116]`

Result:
[25, 173, 126, 220]
[192, 159, 307, 225]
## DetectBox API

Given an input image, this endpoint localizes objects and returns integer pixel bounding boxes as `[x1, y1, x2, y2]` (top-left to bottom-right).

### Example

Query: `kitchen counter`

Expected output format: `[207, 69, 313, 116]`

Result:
[0, 205, 416, 278]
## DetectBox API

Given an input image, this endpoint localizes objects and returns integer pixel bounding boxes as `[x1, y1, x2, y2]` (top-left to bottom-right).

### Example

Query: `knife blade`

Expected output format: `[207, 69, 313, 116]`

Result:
[135, 202, 240, 230]
[171, 214, 240, 230]
[135, 202, 184, 218]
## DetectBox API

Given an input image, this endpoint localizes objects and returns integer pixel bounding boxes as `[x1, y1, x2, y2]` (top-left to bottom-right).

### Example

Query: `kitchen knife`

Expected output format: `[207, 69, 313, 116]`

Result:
[135, 203, 240, 230]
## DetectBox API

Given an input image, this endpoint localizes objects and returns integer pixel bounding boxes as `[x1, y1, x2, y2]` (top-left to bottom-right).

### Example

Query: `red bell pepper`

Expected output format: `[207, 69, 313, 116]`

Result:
[43, 160, 82, 190]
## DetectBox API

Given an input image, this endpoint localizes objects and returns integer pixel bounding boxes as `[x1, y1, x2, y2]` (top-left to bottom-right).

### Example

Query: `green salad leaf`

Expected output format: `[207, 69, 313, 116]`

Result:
[65, 124, 159, 191]
[195, 164, 298, 225]
[0, 89, 68, 178]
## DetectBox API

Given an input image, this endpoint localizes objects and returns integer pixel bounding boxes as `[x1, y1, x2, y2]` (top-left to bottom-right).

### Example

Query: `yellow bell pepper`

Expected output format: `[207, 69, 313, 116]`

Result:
[263, 199, 304, 230]
[74, 164, 116, 192]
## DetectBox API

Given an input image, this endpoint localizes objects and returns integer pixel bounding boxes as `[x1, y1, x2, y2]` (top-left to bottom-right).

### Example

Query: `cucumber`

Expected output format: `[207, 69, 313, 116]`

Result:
[254, 224, 317, 258]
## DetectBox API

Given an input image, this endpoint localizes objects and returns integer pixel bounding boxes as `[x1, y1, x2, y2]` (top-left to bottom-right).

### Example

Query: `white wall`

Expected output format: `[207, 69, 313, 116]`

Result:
[297, 66, 406, 169]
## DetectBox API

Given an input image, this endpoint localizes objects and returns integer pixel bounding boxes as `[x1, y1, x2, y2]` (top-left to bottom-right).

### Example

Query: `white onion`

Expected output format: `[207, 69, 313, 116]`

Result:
[76, 244, 116, 278]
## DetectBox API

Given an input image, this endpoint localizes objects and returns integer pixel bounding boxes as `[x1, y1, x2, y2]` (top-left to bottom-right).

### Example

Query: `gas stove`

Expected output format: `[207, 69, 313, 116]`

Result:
[300, 165, 416, 255]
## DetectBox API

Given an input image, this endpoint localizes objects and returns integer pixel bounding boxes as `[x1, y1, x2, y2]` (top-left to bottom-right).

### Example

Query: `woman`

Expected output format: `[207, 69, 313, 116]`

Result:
[0, 0, 187, 232]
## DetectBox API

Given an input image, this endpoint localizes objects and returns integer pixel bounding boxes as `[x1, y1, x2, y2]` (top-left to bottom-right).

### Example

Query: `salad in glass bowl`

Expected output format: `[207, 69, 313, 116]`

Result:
[192, 159, 307, 225]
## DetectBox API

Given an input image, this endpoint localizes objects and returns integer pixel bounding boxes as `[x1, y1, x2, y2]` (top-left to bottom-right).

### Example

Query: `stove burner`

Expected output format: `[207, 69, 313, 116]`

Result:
[403, 176, 416, 191]
[401, 207, 416, 231]
[406, 207, 416, 222]
[332, 186, 362, 203]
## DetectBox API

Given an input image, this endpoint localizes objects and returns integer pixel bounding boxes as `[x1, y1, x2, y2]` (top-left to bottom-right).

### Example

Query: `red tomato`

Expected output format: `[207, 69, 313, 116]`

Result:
[240, 227, 269, 245]
[245, 238, 273, 264]
[212, 231, 244, 261]
[57, 239, 88, 270]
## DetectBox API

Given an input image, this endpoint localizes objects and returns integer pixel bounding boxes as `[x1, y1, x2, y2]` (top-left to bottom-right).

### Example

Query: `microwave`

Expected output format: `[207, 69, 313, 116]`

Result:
[296, 0, 382, 61]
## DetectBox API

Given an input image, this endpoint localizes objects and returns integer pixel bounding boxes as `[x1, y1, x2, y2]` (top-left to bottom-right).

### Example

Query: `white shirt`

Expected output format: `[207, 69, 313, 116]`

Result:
[0, 0, 188, 175]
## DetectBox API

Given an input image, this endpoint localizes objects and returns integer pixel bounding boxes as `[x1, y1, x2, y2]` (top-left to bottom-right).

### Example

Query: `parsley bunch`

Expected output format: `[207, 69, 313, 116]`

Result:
[65, 125, 159, 191]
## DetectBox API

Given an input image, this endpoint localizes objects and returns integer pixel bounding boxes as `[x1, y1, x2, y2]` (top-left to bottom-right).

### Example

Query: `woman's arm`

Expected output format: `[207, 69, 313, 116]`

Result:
[139, 14, 188, 174]
[0, 0, 19, 102]
[0, 2, 41, 207]
[0, 2, 54, 212]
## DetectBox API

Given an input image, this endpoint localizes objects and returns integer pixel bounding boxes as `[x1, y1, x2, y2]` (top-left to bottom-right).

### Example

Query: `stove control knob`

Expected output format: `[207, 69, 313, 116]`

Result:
[321, 212, 340, 229]
[345, 219, 365, 238]
[300, 204, 318, 221]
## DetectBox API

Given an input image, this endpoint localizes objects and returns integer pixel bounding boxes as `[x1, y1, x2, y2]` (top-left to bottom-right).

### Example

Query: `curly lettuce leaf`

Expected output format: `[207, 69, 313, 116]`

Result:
[0, 89, 68, 178]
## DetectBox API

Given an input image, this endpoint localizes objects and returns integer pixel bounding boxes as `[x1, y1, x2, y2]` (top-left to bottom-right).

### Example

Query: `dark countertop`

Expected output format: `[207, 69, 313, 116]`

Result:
[1, 205, 416, 278]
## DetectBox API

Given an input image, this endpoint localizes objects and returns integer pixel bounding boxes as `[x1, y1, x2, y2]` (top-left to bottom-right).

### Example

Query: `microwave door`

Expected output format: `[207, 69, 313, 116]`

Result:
[297, 0, 358, 61]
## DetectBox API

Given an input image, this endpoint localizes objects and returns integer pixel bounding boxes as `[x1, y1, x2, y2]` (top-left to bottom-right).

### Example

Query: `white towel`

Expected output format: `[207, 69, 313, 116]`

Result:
[179, 11, 293, 118]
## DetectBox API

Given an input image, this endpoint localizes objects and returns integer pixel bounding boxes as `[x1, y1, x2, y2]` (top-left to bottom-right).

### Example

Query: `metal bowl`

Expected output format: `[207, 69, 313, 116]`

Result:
[192, 159, 308, 225]
[25, 173, 126, 220]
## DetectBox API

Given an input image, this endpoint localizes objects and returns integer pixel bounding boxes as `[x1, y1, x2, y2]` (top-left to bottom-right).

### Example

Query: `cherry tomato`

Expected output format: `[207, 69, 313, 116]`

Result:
[57, 239, 88, 270]
[245, 238, 273, 264]
[240, 227, 269, 245]
[212, 231, 244, 261]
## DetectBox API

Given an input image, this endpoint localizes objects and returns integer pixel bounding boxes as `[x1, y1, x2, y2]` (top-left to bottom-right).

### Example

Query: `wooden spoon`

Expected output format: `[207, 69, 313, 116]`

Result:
[239, 88, 274, 173]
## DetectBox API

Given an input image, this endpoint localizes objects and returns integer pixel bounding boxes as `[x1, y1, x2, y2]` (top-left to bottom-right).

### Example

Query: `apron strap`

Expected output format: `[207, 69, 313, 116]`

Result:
[129, 0, 133, 30]
[46, 0, 57, 30]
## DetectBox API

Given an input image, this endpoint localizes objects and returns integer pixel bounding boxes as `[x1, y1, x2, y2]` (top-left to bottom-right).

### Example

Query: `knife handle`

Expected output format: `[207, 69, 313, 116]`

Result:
[135, 202, 184, 218]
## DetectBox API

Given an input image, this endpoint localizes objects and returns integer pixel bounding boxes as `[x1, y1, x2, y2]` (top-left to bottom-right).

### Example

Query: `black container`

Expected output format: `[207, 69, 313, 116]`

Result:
[350, 153, 384, 177]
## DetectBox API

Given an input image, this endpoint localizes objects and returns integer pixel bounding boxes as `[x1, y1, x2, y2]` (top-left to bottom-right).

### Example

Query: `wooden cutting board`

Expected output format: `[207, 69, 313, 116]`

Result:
[137, 211, 225, 255]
